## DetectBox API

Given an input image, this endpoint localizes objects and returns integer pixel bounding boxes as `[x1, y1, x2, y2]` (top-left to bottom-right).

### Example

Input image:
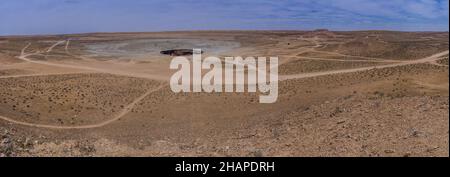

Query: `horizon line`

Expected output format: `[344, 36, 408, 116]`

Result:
[1, 29, 449, 38]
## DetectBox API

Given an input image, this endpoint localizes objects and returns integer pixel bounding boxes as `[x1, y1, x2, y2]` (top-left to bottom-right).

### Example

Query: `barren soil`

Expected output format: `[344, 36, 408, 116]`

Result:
[0, 31, 448, 157]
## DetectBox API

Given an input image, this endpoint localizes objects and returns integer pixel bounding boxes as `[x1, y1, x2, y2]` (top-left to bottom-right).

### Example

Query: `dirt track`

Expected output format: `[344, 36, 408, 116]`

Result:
[0, 39, 448, 129]
[280, 50, 449, 80]
[16, 42, 168, 81]
[0, 31, 448, 157]
[0, 83, 166, 129]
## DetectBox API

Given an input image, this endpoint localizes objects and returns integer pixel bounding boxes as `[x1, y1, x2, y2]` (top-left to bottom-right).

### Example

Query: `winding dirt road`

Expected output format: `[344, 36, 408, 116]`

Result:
[0, 72, 95, 79]
[0, 83, 166, 129]
[17, 41, 167, 81]
[279, 50, 449, 80]
[46, 40, 66, 53]
[0, 40, 448, 129]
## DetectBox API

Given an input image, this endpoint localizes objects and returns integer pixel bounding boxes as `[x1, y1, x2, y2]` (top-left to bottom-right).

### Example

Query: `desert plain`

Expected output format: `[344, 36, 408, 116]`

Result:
[0, 30, 448, 157]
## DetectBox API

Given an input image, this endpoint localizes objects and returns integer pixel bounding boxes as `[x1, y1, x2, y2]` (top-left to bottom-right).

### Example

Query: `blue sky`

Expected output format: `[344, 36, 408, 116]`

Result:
[0, 0, 448, 35]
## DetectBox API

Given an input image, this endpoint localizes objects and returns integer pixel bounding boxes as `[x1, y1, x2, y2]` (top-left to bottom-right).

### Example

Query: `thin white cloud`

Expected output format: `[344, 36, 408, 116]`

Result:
[0, 0, 448, 35]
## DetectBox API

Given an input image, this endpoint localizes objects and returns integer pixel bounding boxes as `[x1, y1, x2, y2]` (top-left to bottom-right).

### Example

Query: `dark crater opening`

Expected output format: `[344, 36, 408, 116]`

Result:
[160, 49, 204, 56]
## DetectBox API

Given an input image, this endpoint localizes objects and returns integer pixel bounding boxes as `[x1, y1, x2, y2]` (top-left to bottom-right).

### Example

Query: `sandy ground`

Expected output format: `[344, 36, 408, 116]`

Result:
[0, 30, 448, 157]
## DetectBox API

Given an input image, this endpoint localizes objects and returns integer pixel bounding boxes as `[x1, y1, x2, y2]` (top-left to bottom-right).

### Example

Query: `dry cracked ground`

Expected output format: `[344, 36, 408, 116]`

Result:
[0, 30, 448, 157]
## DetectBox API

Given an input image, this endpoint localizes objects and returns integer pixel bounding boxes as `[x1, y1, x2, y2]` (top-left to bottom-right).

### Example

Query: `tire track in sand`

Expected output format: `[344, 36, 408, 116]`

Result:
[16, 41, 167, 81]
[0, 83, 167, 129]
[0, 41, 167, 129]
[1, 40, 448, 129]
[279, 50, 449, 81]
